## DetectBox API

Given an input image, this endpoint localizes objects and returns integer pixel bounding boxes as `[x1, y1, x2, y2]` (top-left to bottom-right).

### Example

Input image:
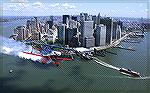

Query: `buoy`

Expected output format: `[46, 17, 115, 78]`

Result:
[9, 69, 13, 73]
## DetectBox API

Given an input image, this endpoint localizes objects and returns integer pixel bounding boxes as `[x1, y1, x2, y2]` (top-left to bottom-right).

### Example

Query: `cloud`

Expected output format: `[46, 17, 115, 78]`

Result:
[61, 3, 76, 9]
[145, 9, 148, 12]
[139, 4, 143, 7]
[69, 5, 75, 9]
[3, 2, 30, 12]
[50, 3, 59, 7]
[32, 2, 42, 8]
[10, 0, 28, 3]
[125, 6, 129, 9]
[62, 3, 69, 7]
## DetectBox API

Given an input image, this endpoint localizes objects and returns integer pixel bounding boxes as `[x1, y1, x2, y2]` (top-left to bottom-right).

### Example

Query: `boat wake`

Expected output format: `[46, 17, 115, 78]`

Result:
[87, 74, 150, 80]
[92, 57, 150, 79]
[93, 57, 120, 70]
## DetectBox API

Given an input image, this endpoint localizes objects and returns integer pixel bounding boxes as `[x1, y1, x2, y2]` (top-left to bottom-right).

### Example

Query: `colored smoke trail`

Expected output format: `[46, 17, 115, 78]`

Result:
[0, 36, 42, 61]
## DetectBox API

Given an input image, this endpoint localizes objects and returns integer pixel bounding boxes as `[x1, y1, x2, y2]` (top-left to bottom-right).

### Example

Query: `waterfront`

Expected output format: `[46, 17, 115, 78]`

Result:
[0, 17, 150, 93]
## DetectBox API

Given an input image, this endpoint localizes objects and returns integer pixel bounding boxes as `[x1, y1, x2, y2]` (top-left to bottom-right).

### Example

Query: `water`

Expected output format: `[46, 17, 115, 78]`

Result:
[0, 16, 150, 93]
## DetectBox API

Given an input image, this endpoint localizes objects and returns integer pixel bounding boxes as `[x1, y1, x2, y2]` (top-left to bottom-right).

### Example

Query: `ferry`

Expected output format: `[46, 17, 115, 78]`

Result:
[119, 68, 141, 77]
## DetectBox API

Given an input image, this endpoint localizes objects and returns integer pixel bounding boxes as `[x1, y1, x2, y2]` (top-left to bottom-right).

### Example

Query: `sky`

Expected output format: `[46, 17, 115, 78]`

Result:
[1, 0, 149, 18]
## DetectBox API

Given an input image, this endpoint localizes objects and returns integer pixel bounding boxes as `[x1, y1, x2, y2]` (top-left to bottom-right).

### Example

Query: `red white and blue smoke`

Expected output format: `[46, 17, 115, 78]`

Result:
[0, 36, 43, 61]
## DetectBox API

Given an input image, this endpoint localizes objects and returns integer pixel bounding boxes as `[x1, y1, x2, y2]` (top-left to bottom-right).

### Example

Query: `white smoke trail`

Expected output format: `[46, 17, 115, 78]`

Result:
[0, 36, 42, 62]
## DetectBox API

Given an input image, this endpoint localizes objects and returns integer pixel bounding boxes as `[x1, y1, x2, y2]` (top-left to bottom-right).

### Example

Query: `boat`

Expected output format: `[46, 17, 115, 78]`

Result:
[119, 68, 141, 77]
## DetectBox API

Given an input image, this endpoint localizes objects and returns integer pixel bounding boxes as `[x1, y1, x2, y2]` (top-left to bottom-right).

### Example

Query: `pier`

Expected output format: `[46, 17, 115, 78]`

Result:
[114, 46, 135, 51]
[74, 32, 133, 54]
[92, 32, 133, 51]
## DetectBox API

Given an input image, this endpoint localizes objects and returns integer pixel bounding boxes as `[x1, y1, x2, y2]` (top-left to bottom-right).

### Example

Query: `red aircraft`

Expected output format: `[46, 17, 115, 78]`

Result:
[19, 44, 74, 66]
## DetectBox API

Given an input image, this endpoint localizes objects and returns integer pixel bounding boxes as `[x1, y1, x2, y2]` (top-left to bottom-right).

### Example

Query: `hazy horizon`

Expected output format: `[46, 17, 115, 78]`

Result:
[1, 0, 149, 18]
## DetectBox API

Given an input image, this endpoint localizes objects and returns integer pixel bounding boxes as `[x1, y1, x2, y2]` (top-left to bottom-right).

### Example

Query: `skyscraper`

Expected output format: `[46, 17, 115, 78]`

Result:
[92, 15, 97, 28]
[67, 28, 78, 47]
[80, 21, 95, 47]
[95, 24, 106, 46]
[63, 15, 70, 24]
[71, 16, 78, 21]
[26, 20, 32, 35]
[96, 13, 101, 25]
[46, 21, 53, 29]
[14, 26, 26, 40]
[100, 17, 113, 45]
[116, 25, 121, 39]
[33, 17, 40, 32]
[68, 20, 78, 29]
[85, 37, 95, 48]
[112, 21, 118, 41]
[57, 24, 66, 45]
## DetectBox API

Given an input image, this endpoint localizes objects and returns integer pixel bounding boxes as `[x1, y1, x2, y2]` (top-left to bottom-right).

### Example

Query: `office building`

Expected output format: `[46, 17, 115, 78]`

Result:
[96, 13, 101, 25]
[31, 32, 41, 40]
[92, 15, 97, 28]
[68, 20, 78, 29]
[63, 15, 70, 24]
[95, 24, 106, 46]
[14, 26, 26, 40]
[79, 19, 95, 47]
[100, 17, 113, 45]
[40, 24, 46, 34]
[112, 21, 118, 41]
[46, 21, 53, 29]
[116, 25, 121, 39]
[33, 17, 40, 32]
[85, 37, 95, 48]
[71, 16, 78, 21]
[65, 28, 78, 46]
[57, 24, 66, 45]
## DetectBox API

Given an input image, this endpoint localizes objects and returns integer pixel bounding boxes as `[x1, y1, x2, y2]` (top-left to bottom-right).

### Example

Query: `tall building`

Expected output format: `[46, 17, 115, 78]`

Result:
[47, 21, 53, 29]
[63, 15, 70, 24]
[85, 37, 95, 48]
[67, 28, 79, 47]
[95, 24, 106, 46]
[80, 21, 95, 47]
[92, 15, 97, 28]
[40, 24, 46, 34]
[83, 13, 88, 21]
[14, 26, 26, 40]
[50, 16, 54, 21]
[112, 21, 118, 41]
[71, 16, 78, 21]
[100, 17, 113, 45]
[96, 13, 101, 25]
[68, 20, 78, 29]
[116, 25, 121, 39]
[26, 20, 32, 35]
[33, 17, 40, 32]
[80, 13, 85, 22]
[57, 24, 66, 45]
[30, 19, 36, 33]
[80, 13, 88, 21]
[118, 20, 123, 31]
[65, 28, 77, 45]
[87, 15, 92, 21]
[31, 32, 41, 40]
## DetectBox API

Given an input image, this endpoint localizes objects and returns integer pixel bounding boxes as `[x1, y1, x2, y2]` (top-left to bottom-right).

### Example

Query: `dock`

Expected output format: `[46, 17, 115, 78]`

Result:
[75, 32, 133, 53]
[92, 32, 133, 51]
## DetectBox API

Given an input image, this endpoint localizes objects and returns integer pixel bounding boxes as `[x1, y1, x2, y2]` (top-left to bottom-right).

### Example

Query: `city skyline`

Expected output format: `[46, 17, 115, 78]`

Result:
[1, 0, 149, 18]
